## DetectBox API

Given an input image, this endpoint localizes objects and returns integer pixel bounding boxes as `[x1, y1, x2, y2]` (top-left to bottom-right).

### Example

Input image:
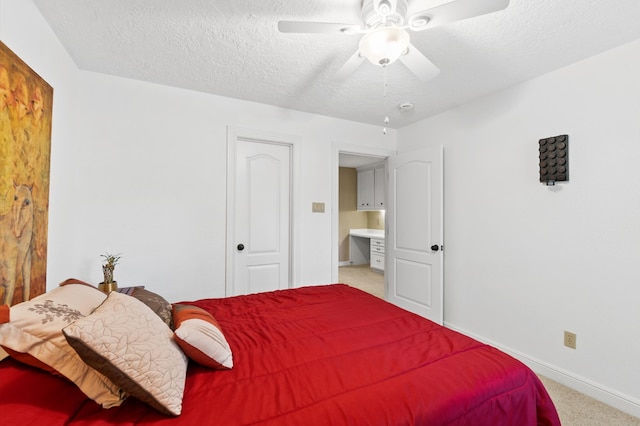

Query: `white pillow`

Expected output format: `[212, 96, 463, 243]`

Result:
[172, 303, 233, 369]
[63, 291, 188, 416]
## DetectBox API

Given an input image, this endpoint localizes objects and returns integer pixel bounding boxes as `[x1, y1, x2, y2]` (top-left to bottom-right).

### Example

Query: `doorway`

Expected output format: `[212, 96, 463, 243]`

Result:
[333, 144, 444, 323]
[335, 149, 391, 298]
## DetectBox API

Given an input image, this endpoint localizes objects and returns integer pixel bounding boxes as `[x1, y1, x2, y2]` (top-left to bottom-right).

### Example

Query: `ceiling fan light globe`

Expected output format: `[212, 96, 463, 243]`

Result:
[359, 26, 410, 66]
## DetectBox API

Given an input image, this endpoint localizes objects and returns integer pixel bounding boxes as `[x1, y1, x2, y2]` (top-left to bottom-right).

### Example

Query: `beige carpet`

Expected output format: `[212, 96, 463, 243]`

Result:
[338, 265, 640, 425]
[339, 264, 385, 298]
[538, 376, 640, 425]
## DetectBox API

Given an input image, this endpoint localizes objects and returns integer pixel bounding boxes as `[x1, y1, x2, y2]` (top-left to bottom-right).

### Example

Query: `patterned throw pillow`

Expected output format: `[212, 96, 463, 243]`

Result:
[0, 283, 126, 407]
[172, 304, 233, 369]
[63, 292, 188, 416]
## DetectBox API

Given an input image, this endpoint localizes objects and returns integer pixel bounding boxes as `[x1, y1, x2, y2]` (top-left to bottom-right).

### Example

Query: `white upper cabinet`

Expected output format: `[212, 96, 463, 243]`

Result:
[357, 168, 374, 210]
[357, 162, 385, 211]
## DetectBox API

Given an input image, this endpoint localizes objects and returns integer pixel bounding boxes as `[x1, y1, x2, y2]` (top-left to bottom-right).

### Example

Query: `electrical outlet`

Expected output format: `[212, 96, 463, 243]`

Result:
[564, 331, 577, 349]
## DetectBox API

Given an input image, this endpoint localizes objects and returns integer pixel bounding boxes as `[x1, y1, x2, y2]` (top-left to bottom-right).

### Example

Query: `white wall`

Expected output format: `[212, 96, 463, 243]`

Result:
[1, 0, 397, 303]
[399, 39, 640, 416]
[69, 72, 397, 302]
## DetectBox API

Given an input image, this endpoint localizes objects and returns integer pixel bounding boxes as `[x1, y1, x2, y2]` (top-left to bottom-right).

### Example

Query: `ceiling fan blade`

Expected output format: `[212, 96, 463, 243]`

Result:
[408, 0, 510, 31]
[278, 21, 361, 34]
[335, 50, 366, 80]
[398, 44, 440, 83]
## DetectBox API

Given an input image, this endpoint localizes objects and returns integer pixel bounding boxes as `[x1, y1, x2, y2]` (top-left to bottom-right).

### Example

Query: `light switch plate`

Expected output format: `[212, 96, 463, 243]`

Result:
[312, 202, 325, 213]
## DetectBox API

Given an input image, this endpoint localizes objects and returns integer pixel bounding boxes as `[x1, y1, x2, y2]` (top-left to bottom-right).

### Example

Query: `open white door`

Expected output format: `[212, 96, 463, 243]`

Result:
[386, 146, 443, 324]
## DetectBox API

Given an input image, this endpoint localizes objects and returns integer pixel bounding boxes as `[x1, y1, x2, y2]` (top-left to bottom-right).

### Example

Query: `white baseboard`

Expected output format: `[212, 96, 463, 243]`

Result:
[444, 322, 640, 419]
[338, 261, 352, 267]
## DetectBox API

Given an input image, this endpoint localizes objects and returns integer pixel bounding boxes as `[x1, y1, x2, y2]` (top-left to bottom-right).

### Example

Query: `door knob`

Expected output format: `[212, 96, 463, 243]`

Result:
[237, 243, 245, 251]
[431, 244, 440, 252]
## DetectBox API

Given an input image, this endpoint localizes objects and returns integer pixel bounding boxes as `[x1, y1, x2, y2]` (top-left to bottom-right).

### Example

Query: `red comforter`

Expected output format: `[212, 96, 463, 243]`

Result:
[0, 284, 559, 425]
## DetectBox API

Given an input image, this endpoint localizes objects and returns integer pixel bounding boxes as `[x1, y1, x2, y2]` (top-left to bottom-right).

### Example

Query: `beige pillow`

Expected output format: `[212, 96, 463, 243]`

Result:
[0, 283, 126, 407]
[63, 292, 188, 416]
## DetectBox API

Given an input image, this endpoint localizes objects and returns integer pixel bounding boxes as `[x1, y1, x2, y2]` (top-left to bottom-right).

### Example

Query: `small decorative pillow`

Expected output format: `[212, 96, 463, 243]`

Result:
[0, 306, 8, 360]
[172, 304, 233, 369]
[130, 288, 174, 329]
[63, 292, 188, 416]
[0, 283, 126, 407]
[0, 305, 9, 323]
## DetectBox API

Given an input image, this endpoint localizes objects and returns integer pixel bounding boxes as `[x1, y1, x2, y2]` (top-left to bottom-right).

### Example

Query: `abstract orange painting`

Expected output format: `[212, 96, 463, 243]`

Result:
[0, 41, 53, 305]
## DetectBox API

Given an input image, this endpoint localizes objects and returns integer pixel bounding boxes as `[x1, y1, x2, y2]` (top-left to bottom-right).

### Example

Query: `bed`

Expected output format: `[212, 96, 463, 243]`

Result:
[0, 283, 560, 425]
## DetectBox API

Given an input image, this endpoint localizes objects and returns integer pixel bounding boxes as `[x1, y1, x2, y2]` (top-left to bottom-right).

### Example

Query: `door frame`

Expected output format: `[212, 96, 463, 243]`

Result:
[331, 142, 395, 284]
[226, 126, 301, 296]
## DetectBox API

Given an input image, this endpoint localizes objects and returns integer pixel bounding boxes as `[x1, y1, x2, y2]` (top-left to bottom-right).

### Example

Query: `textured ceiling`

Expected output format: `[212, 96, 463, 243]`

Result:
[33, 0, 640, 129]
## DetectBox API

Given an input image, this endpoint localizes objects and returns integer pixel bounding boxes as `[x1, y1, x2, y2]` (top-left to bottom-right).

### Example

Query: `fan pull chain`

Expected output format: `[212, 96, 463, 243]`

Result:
[383, 64, 388, 98]
[382, 65, 389, 135]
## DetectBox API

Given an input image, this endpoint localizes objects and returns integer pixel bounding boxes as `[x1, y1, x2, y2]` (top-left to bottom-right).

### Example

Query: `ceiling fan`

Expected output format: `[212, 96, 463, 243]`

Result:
[278, 0, 510, 82]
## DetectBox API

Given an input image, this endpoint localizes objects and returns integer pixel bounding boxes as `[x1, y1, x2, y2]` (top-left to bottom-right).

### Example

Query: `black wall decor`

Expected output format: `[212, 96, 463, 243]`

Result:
[539, 135, 568, 185]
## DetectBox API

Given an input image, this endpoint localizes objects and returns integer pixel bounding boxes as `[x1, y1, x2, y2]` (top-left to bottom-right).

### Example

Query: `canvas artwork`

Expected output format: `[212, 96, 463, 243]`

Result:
[0, 41, 53, 306]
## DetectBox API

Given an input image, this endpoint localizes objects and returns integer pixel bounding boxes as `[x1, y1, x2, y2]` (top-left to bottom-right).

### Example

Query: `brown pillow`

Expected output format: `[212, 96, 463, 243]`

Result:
[130, 288, 174, 329]
[59, 278, 96, 288]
